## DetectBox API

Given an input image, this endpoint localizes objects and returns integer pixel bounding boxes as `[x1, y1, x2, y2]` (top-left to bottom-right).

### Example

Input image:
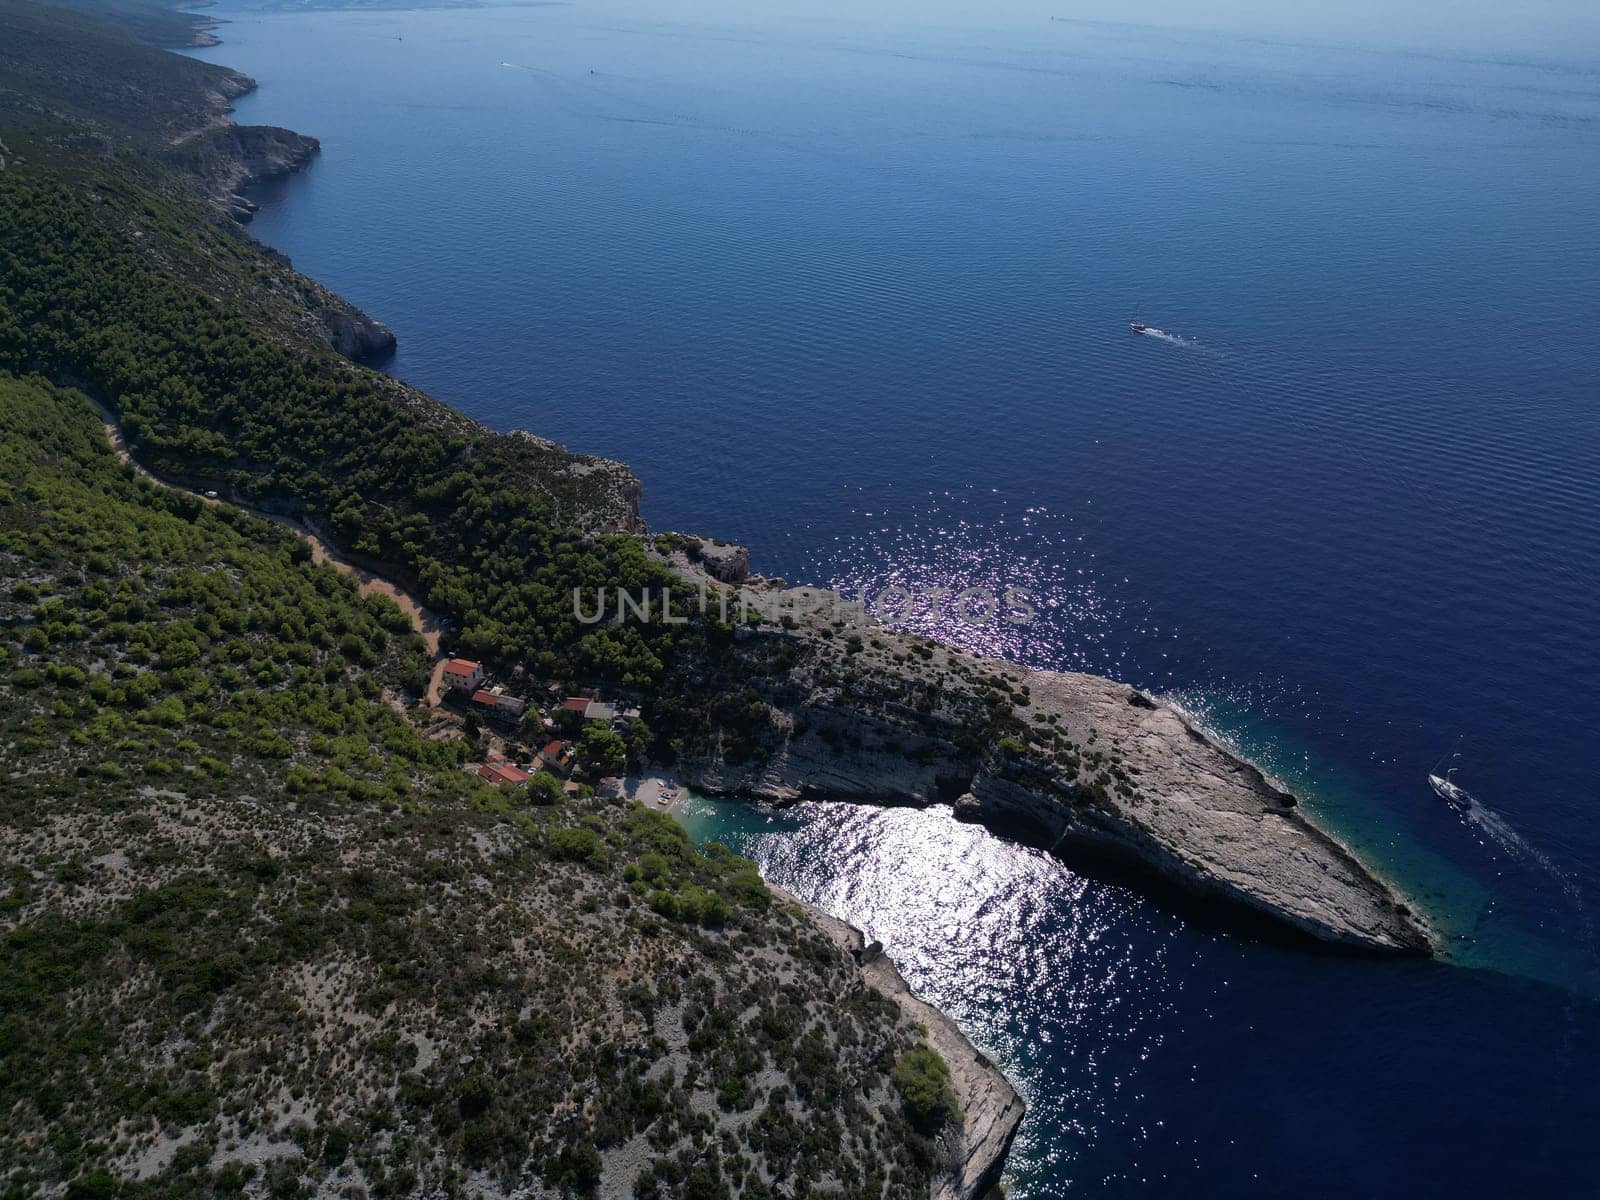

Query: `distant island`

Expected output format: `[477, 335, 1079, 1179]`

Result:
[0, 0, 1428, 1195]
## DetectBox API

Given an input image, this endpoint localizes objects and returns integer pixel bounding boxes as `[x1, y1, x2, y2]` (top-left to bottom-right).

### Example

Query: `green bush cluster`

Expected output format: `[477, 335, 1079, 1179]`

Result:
[890, 1045, 961, 1131]
[0, 173, 702, 693]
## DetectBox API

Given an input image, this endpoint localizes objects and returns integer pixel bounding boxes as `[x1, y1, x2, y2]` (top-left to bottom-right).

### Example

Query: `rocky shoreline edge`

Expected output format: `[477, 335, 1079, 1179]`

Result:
[664, 563, 1433, 958]
[770, 886, 1024, 1200]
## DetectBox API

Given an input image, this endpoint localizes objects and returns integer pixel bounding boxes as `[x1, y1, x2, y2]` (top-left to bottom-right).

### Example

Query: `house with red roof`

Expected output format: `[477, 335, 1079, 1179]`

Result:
[537, 739, 574, 777]
[477, 763, 530, 787]
[443, 658, 484, 692]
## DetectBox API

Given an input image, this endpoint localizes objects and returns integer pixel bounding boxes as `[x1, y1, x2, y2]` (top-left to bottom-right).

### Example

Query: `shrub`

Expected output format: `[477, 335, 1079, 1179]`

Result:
[546, 827, 603, 867]
[890, 1046, 959, 1130]
[542, 1141, 601, 1192]
[64, 1171, 119, 1200]
[525, 771, 564, 806]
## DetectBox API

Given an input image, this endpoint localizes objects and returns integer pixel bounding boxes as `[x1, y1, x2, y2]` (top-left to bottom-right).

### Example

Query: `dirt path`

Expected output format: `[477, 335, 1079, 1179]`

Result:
[98, 403, 450, 704]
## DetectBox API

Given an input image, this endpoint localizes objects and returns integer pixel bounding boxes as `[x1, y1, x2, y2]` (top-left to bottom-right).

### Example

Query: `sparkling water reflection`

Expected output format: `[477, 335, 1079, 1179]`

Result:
[673, 797, 1186, 1193]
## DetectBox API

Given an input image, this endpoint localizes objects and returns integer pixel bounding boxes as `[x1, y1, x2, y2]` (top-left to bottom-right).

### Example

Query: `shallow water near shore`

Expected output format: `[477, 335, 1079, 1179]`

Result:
[187, 1, 1600, 1192]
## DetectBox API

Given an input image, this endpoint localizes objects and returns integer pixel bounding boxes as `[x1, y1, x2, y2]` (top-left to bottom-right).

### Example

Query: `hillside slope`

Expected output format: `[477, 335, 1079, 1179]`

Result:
[0, 0, 247, 144]
[0, 375, 970, 1199]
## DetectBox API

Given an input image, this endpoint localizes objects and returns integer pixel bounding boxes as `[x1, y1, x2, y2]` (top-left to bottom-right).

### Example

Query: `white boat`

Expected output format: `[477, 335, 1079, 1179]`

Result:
[1428, 771, 1470, 807]
[1428, 746, 1471, 807]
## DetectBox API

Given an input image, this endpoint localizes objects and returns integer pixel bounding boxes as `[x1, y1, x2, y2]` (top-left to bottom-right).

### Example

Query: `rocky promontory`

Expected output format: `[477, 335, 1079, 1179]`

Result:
[165, 122, 319, 221]
[667, 569, 1432, 956]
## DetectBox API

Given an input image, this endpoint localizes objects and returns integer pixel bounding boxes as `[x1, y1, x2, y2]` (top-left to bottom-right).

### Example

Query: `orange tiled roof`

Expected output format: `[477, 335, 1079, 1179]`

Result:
[477, 763, 529, 785]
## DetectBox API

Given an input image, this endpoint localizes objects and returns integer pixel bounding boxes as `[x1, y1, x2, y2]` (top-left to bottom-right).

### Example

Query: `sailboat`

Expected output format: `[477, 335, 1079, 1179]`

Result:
[1428, 747, 1471, 807]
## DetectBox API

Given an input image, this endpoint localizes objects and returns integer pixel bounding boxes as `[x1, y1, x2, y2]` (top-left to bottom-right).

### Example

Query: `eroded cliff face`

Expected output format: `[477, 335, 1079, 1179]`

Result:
[165, 123, 318, 219]
[316, 290, 397, 363]
[160, 124, 399, 363]
[671, 569, 1432, 956]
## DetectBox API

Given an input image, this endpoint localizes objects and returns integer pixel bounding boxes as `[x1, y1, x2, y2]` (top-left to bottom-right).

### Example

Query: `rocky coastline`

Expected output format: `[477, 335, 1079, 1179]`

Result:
[158, 119, 398, 360]
[664, 560, 1432, 957]
[165, 121, 319, 220]
[137, 81, 1426, 1200]
[772, 886, 1024, 1200]
[60, 10, 1431, 1195]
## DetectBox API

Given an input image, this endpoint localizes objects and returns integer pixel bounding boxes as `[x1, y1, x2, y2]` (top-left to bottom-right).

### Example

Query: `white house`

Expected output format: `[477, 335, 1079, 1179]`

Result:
[443, 658, 484, 692]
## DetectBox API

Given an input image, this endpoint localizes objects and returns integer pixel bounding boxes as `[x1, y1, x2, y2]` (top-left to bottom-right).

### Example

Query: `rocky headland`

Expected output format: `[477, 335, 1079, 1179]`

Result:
[165, 121, 319, 220]
[659, 553, 1431, 956]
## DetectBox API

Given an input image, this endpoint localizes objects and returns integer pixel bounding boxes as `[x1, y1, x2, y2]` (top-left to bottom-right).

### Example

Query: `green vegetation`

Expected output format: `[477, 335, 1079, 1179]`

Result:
[0, 376, 949, 1197]
[619, 816, 764, 927]
[0, 166, 701, 684]
[43, 0, 216, 48]
[0, 7, 981, 1190]
[0, 0, 245, 146]
[575, 721, 627, 774]
[890, 1046, 961, 1132]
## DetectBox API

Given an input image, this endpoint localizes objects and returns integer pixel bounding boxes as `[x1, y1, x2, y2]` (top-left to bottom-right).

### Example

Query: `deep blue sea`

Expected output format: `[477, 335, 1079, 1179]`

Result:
[190, 3, 1600, 1193]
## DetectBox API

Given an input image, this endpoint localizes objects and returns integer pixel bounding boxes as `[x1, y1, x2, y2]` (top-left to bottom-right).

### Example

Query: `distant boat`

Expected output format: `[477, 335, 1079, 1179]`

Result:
[1428, 747, 1471, 807]
[1129, 322, 1148, 334]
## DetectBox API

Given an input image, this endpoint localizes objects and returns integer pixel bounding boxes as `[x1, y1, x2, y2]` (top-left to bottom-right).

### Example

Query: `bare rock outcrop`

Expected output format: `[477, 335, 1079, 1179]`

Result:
[696, 538, 750, 584]
[957, 671, 1430, 952]
[165, 123, 320, 221]
[673, 568, 1432, 956]
[316, 294, 397, 363]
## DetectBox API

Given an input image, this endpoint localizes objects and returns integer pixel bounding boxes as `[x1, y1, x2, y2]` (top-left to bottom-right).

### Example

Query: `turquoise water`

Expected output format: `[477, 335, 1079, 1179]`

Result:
[187, 2, 1600, 1192]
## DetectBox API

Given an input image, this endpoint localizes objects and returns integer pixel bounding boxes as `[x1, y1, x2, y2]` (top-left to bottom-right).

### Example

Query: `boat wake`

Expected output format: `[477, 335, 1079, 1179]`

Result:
[1139, 326, 1196, 348]
[1434, 763, 1586, 917]
[1429, 756, 1597, 1099]
[1129, 322, 1218, 354]
[1458, 789, 1556, 875]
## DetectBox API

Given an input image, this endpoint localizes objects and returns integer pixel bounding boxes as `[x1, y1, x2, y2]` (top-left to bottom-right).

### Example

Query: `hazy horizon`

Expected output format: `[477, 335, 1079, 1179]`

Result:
[393, 0, 1600, 59]
[1020, 0, 1598, 55]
